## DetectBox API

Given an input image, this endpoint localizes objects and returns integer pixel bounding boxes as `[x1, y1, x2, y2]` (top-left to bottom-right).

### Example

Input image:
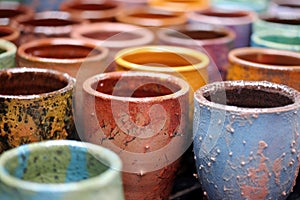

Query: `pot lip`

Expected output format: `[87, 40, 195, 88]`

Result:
[228, 47, 300, 70]
[0, 67, 75, 100]
[114, 45, 209, 73]
[17, 37, 109, 64]
[0, 26, 20, 42]
[0, 140, 122, 192]
[71, 22, 154, 49]
[115, 7, 187, 27]
[194, 80, 300, 114]
[271, 0, 300, 6]
[0, 39, 16, 59]
[157, 24, 236, 46]
[148, 0, 210, 12]
[83, 71, 190, 102]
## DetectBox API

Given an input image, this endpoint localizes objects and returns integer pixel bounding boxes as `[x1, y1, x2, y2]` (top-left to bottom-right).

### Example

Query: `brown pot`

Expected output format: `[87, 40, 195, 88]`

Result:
[0, 1, 33, 26]
[0, 26, 19, 45]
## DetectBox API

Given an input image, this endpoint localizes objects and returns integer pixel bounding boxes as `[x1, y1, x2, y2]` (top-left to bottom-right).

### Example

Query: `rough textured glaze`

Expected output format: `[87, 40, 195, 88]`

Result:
[193, 81, 300, 199]
[0, 39, 16, 69]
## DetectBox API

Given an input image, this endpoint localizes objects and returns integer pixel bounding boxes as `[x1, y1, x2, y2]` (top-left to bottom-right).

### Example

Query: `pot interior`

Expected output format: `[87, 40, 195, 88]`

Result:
[0, 9, 24, 18]
[20, 18, 80, 27]
[0, 29, 13, 37]
[199, 10, 248, 18]
[264, 17, 300, 25]
[0, 71, 68, 95]
[129, 13, 176, 19]
[169, 30, 227, 40]
[278, 3, 300, 8]
[0, 48, 6, 54]
[68, 3, 116, 10]
[82, 31, 140, 41]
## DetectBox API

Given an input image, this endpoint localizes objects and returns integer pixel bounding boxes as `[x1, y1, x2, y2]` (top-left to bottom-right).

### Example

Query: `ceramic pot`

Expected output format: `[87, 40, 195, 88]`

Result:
[226, 47, 300, 91]
[210, 0, 269, 13]
[0, 26, 20, 45]
[0, 140, 124, 200]
[193, 80, 300, 199]
[148, 0, 209, 13]
[60, 0, 121, 23]
[71, 22, 154, 71]
[0, 39, 16, 69]
[251, 31, 300, 52]
[21, 0, 68, 12]
[12, 11, 86, 45]
[267, 0, 300, 18]
[157, 24, 235, 81]
[112, 0, 147, 8]
[0, 68, 76, 152]
[0, 1, 33, 26]
[82, 71, 190, 200]
[188, 8, 256, 48]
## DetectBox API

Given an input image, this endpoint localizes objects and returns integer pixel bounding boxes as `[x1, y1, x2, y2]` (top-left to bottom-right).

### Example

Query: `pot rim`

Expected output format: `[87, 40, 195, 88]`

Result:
[0, 39, 16, 60]
[17, 37, 109, 64]
[0, 140, 122, 192]
[0, 67, 75, 100]
[83, 71, 190, 102]
[71, 22, 154, 48]
[114, 45, 209, 73]
[255, 14, 300, 29]
[228, 47, 300, 71]
[194, 80, 300, 114]
[148, 0, 210, 12]
[0, 26, 20, 42]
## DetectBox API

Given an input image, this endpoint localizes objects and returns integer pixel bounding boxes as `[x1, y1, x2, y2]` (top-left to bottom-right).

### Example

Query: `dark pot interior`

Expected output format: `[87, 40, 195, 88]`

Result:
[129, 13, 176, 19]
[20, 18, 80, 27]
[199, 10, 248, 18]
[82, 31, 140, 41]
[169, 30, 227, 40]
[279, 3, 300, 8]
[263, 17, 300, 25]
[0, 48, 6, 54]
[0, 28, 13, 38]
[0, 9, 24, 18]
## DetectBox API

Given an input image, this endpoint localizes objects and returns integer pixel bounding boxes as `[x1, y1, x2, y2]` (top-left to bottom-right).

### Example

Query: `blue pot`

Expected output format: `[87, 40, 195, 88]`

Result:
[193, 81, 300, 199]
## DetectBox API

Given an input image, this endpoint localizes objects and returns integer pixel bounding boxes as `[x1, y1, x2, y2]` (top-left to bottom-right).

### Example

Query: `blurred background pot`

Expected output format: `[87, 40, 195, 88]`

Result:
[0, 26, 19, 45]
[267, 0, 300, 18]
[0, 1, 33, 26]
[0, 39, 16, 69]
[112, 0, 147, 8]
[0, 140, 124, 200]
[193, 80, 300, 199]
[210, 0, 270, 13]
[148, 0, 210, 13]
[227, 47, 300, 91]
[21, 0, 67, 12]
[0, 68, 75, 152]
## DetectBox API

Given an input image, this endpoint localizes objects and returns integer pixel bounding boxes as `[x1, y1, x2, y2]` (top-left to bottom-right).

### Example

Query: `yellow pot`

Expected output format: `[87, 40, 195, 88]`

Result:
[148, 0, 210, 12]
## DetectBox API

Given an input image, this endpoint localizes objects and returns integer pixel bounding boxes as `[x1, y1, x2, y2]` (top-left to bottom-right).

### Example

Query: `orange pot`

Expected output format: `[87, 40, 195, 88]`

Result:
[148, 0, 210, 12]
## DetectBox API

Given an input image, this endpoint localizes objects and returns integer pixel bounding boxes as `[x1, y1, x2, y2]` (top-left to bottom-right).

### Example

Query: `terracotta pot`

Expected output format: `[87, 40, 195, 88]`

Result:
[148, 0, 210, 12]
[71, 22, 154, 71]
[112, 0, 147, 8]
[0, 26, 20, 44]
[267, 0, 300, 18]
[82, 71, 190, 200]
[210, 0, 269, 13]
[188, 8, 256, 48]
[0, 1, 33, 26]
[0, 39, 16, 69]
[194, 80, 300, 199]
[0, 68, 76, 152]
[157, 24, 235, 81]
[226, 47, 300, 91]
[60, 0, 121, 23]
[0, 140, 124, 200]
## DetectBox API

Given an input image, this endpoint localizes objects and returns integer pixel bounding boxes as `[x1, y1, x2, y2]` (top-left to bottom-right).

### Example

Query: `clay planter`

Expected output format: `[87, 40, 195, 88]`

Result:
[60, 0, 121, 22]
[0, 39, 17, 69]
[0, 26, 20, 44]
[0, 68, 76, 153]
[82, 71, 190, 200]
[193, 80, 300, 199]
[188, 8, 256, 48]
[0, 140, 124, 200]
[210, 0, 269, 13]
[157, 24, 235, 81]
[268, 0, 300, 18]
[148, 0, 209, 12]
[0, 1, 33, 26]
[226, 47, 300, 91]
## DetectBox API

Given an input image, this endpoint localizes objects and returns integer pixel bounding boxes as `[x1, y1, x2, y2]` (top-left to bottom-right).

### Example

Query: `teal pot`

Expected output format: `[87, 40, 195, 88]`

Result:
[0, 39, 16, 69]
[210, 0, 270, 13]
[194, 80, 300, 199]
[0, 68, 76, 152]
[0, 26, 20, 45]
[0, 1, 33, 26]
[251, 31, 300, 52]
[21, 0, 67, 12]
[267, 0, 300, 18]
[0, 140, 124, 200]
[188, 8, 256, 48]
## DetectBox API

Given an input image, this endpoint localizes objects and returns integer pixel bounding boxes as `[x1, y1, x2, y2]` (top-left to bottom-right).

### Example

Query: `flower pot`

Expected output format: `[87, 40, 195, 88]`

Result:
[157, 24, 235, 81]
[0, 140, 124, 200]
[0, 39, 16, 69]
[267, 0, 300, 18]
[226, 47, 300, 91]
[0, 26, 20, 45]
[188, 8, 256, 48]
[0, 1, 33, 26]
[81, 71, 190, 200]
[0, 68, 76, 152]
[60, 0, 121, 23]
[194, 80, 300, 199]
[210, 0, 269, 13]
[148, 0, 210, 13]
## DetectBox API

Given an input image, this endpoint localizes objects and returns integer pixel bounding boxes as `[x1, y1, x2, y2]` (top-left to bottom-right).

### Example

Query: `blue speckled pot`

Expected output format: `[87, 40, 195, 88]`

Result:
[193, 81, 300, 200]
[0, 140, 124, 200]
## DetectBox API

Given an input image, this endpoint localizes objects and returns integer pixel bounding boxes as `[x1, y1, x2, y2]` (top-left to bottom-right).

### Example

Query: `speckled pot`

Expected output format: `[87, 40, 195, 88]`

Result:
[82, 71, 190, 200]
[267, 0, 300, 18]
[0, 1, 33, 26]
[210, 0, 269, 13]
[0, 26, 20, 45]
[0, 39, 16, 69]
[193, 80, 300, 200]
[148, 0, 209, 12]
[0, 140, 124, 200]
[0, 68, 76, 153]
[226, 47, 300, 91]
[188, 8, 256, 48]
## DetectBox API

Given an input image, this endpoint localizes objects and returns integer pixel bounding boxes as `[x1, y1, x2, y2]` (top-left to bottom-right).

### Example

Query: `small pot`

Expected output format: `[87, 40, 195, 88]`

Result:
[267, 0, 300, 18]
[21, 0, 68, 12]
[0, 1, 33, 26]
[60, 0, 121, 22]
[112, 0, 147, 8]
[194, 80, 300, 199]
[0, 39, 16, 69]
[0, 68, 76, 152]
[0, 26, 20, 44]
[226, 47, 300, 91]
[0, 140, 124, 200]
[210, 0, 269, 13]
[188, 8, 256, 48]
[148, 0, 209, 12]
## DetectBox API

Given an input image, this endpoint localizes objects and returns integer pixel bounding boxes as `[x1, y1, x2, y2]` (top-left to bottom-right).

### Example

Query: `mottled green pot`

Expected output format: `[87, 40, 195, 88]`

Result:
[0, 140, 124, 200]
[0, 39, 16, 69]
[0, 68, 76, 152]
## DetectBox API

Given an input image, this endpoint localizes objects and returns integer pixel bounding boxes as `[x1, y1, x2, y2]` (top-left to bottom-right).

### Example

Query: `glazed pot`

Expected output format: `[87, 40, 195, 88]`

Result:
[157, 24, 235, 81]
[0, 26, 20, 44]
[21, 0, 68, 12]
[226, 47, 300, 91]
[188, 8, 256, 48]
[267, 0, 300, 18]
[0, 1, 33, 26]
[193, 80, 300, 199]
[60, 0, 121, 22]
[0, 39, 17, 69]
[71, 22, 154, 71]
[210, 0, 269, 13]
[81, 71, 190, 200]
[148, 0, 209, 13]
[0, 140, 124, 200]
[0, 68, 76, 152]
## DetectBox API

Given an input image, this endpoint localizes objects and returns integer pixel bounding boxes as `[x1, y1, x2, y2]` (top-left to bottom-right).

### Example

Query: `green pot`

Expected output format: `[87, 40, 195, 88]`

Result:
[0, 39, 16, 69]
